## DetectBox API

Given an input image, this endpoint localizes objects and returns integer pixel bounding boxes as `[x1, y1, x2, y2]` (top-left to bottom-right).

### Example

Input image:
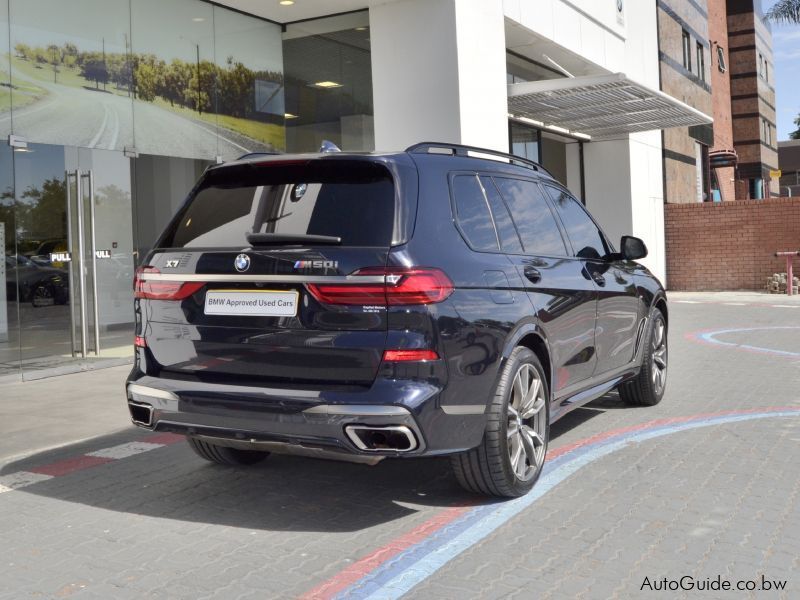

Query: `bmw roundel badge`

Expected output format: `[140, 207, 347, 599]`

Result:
[234, 253, 250, 272]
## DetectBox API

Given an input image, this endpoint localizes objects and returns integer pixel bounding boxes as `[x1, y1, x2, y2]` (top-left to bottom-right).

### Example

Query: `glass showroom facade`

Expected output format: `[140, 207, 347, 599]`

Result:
[0, 0, 373, 378]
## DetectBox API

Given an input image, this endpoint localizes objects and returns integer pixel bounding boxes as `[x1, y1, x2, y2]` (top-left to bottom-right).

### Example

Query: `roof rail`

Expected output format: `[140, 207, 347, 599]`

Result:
[237, 151, 283, 160]
[405, 141, 552, 177]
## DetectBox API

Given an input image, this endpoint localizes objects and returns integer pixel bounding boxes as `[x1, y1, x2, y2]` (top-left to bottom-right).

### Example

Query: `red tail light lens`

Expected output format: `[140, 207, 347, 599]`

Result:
[306, 267, 453, 306]
[134, 266, 204, 300]
[134, 335, 147, 348]
[383, 349, 439, 362]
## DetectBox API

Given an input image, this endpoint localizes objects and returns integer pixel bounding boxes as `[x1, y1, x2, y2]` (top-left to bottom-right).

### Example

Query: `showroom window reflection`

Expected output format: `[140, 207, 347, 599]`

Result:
[282, 12, 374, 152]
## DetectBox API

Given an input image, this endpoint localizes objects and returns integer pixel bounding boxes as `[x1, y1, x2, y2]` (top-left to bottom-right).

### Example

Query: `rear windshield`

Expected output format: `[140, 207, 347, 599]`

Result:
[159, 161, 395, 248]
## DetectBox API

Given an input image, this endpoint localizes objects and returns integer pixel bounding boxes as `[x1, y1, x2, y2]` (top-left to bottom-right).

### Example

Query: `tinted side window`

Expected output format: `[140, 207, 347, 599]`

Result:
[451, 175, 499, 251]
[480, 176, 523, 254]
[544, 186, 608, 259]
[493, 177, 567, 256]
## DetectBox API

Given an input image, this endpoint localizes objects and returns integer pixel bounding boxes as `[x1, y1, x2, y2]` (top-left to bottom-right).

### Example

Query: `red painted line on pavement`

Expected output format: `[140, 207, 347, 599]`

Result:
[301, 406, 800, 600]
[29, 455, 115, 477]
[300, 505, 472, 600]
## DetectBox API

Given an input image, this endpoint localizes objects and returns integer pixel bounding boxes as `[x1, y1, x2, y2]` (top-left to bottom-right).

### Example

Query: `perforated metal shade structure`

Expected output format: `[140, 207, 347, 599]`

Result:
[507, 73, 712, 139]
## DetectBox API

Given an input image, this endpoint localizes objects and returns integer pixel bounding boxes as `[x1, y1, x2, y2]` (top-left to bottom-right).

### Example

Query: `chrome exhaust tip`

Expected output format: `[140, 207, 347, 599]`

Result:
[344, 425, 418, 452]
[128, 400, 154, 427]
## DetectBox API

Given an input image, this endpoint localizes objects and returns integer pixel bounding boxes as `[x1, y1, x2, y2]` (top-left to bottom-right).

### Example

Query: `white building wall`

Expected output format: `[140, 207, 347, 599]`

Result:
[503, 0, 626, 72]
[371, 0, 667, 283]
[370, 0, 507, 151]
[504, 0, 667, 283]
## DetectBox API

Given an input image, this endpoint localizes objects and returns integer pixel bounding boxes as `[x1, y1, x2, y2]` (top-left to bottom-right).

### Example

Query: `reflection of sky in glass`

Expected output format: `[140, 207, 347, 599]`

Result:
[495, 178, 566, 256]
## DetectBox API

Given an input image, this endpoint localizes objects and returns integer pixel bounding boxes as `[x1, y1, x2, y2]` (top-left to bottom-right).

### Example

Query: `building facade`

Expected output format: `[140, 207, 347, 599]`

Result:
[657, 0, 715, 203]
[0, 0, 711, 380]
[657, 0, 778, 203]
[708, 0, 736, 202]
[726, 0, 779, 199]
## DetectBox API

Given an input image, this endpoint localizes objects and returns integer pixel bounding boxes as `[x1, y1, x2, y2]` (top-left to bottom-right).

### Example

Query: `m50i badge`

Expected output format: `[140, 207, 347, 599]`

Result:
[294, 260, 338, 269]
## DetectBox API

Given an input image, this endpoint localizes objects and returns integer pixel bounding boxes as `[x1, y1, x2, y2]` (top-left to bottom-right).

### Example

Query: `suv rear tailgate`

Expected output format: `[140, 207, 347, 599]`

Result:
[138, 159, 403, 387]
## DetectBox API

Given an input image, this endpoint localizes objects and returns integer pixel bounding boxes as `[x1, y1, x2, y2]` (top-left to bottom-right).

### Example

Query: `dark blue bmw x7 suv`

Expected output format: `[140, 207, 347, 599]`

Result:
[126, 142, 668, 498]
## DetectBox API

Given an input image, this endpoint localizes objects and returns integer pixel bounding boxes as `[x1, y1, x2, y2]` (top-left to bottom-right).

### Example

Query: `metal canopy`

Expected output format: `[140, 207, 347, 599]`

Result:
[507, 73, 713, 139]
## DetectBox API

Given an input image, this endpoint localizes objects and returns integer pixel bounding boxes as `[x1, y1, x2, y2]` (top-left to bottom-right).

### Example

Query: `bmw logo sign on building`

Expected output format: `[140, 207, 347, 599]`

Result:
[234, 254, 250, 272]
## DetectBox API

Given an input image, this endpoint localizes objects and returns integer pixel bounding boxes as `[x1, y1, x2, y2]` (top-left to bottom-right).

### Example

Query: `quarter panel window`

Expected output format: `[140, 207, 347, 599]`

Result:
[451, 175, 499, 252]
[480, 176, 523, 254]
[493, 177, 567, 256]
[544, 186, 608, 259]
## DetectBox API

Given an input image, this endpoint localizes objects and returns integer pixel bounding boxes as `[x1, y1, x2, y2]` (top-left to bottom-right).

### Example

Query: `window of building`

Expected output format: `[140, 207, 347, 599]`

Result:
[543, 186, 609, 259]
[509, 121, 540, 163]
[506, 51, 564, 84]
[762, 119, 772, 146]
[716, 46, 727, 73]
[682, 30, 692, 71]
[283, 12, 374, 153]
[764, 61, 769, 83]
[758, 53, 764, 78]
[508, 121, 585, 198]
[451, 175, 500, 252]
[696, 42, 705, 82]
[493, 178, 567, 256]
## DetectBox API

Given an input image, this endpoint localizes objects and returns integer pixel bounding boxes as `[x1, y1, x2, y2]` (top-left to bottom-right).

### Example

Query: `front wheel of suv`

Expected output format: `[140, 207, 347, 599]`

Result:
[451, 347, 549, 498]
[187, 437, 270, 466]
[619, 309, 668, 406]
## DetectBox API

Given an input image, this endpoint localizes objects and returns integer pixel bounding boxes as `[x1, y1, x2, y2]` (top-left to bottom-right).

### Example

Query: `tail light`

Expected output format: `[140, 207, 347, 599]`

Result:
[134, 266, 204, 300]
[306, 267, 453, 306]
[383, 349, 439, 362]
[134, 335, 147, 348]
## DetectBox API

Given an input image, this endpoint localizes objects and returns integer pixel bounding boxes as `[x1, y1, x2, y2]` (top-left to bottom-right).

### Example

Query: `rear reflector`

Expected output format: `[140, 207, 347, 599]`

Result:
[383, 349, 439, 362]
[134, 335, 147, 348]
[306, 267, 454, 306]
[134, 266, 204, 300]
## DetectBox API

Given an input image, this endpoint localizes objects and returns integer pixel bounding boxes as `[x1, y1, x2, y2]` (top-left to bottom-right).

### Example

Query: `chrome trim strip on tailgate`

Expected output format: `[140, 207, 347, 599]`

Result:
[302, 405, 411, 417]
[138, 273, 386, 284]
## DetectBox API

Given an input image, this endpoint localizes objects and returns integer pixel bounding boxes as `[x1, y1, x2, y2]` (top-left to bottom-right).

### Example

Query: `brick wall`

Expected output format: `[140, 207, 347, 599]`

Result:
[665, 197, 800, 290]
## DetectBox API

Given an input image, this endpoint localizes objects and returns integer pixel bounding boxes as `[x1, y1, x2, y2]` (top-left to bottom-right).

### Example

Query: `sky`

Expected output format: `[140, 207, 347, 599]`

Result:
[763, 0, 800, 139]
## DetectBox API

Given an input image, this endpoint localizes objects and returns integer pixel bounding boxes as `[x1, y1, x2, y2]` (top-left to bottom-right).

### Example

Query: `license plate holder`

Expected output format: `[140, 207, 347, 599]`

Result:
[204, 290, 299, 317]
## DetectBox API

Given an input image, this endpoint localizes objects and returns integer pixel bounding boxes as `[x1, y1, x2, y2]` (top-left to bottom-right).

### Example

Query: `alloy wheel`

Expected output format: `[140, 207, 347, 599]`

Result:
[651, 318, 667, 395]
[506, 363, 547, 482]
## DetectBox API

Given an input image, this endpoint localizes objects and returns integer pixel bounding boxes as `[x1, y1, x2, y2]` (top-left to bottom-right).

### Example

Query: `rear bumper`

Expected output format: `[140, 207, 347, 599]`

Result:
[125, 375, 487, 456]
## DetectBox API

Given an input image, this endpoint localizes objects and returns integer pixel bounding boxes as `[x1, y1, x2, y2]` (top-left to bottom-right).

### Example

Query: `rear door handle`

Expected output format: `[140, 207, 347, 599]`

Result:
[592, 272, 606, 286]
[523, 267, 541, 284]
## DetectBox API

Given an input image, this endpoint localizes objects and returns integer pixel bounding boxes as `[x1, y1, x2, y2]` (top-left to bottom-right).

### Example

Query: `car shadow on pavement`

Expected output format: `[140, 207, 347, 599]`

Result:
[3, 396, 616, 534]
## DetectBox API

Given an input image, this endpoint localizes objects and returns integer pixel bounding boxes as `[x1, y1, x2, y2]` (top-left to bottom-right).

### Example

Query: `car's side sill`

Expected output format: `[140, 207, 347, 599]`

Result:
[550, 367, 639, 423]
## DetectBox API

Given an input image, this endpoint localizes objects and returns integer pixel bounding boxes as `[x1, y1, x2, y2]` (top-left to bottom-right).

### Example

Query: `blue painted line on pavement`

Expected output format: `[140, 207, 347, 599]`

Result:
[333, 409, 800, 600]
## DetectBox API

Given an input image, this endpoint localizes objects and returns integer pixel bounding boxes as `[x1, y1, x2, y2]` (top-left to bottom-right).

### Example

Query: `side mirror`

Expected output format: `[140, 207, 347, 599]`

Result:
[620, 236, 648, 261]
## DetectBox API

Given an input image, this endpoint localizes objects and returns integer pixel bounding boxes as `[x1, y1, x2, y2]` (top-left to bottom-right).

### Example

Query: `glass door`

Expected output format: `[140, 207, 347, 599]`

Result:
[13, 142, 134, 376]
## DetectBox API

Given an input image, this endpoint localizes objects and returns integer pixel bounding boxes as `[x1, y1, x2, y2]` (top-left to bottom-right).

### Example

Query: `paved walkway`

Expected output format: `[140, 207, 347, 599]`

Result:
[0, 298, 797, 599]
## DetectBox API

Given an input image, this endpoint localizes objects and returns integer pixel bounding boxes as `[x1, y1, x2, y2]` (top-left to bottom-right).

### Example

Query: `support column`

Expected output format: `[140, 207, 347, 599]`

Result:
[369, 0, 508, 152]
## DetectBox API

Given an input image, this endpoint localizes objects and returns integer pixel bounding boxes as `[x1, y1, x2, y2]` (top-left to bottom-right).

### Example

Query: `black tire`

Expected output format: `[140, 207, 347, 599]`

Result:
[619, 309, 668, 406]
[187, 437, 270, 466]
[451, 347, 550, 498]
[31, 284, 54, 307]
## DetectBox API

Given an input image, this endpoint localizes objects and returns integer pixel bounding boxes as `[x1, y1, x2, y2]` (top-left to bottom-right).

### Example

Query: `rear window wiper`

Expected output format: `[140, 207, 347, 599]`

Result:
[246, 233, 342, 246]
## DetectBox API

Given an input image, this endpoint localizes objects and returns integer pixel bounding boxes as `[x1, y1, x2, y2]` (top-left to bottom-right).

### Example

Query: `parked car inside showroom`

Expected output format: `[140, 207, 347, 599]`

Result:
[126, 142, 668, 498]
[4, 254, 69, 307]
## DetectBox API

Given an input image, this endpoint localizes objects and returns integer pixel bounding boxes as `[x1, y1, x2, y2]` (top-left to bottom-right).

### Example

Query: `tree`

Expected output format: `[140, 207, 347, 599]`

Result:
[765, 0, 800, 24]
[790, 115, 800, 140]
[80, 52, 108, 89]
[134, 61, 158, 101]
